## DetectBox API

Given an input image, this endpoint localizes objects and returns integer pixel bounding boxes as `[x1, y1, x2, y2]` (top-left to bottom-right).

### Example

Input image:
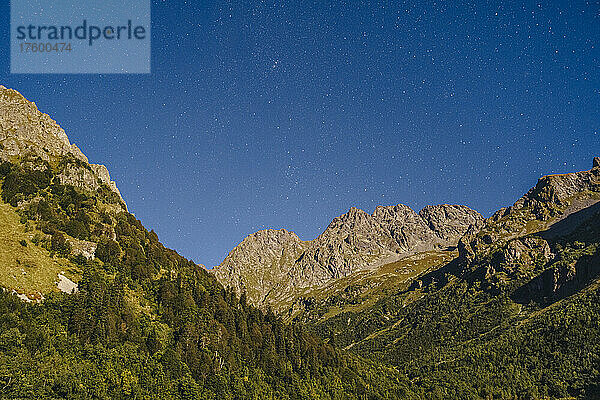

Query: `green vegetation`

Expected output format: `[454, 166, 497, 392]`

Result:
[0, 201, 75, 296]
[290, 250, 456, 324]
[0, 157, 415, 399]
[306, 198, 600, 399]
[1, 152, 599, 398]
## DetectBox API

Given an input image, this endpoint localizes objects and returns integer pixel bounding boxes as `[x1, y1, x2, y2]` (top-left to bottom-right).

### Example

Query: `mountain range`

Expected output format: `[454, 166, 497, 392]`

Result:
[1, 85, 599, 399]
[213, 204, 482, 312]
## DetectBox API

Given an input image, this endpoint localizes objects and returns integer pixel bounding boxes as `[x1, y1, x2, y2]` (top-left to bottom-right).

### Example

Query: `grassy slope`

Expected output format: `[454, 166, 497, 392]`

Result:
[0, 201, 77, 298]
[289, 249, 456, 323]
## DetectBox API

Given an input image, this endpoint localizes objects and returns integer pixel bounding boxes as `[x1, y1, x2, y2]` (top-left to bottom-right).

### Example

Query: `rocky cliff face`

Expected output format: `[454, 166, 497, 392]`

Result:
[0, 86, 130, 297]
[214, 203, 482, 309]
[214, 229, 307, 305]
[0, 85, 126, 208]
[512, 158, 600, 216]
[459, 159, 600, 262]
[457, 158, 600, 300]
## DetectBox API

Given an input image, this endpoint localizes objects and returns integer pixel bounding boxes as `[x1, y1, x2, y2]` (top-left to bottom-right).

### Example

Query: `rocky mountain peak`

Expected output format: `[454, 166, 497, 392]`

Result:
[0, 86, 126, 208]
[459, 158, 600, 267]
[218, 228, 306, 271]
[330, 206, 371, 224]
[372, 203, 418, 222]
[0, 86, 86, 163]
[323, 207, 379, 237]
[213, 228, 307, 304]
[512, 158, 600, 213]
[214, 201, 483, 310]
[232, 228, 304, 255]
[419, 204, 483, 242]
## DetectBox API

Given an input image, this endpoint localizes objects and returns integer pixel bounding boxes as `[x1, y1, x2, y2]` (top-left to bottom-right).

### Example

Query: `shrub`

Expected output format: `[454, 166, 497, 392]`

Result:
[1, 166, 52, 206]
[96, 239, 122, 265]
[0, 161, 12, 177]
[65, 218, 89, 240]
[51, 231, 71, 255]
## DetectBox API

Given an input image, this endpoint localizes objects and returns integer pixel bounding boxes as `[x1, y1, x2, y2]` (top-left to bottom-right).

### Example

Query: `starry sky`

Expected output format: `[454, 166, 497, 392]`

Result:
[1, 1, 598, 267]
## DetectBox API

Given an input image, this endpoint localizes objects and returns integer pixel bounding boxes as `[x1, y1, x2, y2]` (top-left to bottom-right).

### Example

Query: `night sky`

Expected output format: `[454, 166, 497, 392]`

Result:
[0, 1, 598, 267]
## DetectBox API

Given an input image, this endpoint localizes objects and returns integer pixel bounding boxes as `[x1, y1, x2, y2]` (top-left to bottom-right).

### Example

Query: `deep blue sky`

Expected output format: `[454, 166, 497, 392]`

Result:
[1, 1, 598, 267]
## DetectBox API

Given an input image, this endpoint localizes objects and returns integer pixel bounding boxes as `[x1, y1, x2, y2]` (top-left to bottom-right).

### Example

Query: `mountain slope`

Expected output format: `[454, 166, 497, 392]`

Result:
[214, 203, 482, 311]
[4, 85, 600, 398]
[0, 200, 75, 299]
[0, 86, 417, 399]
[0, 85, 125, 208]
[0, 85, 128, 298]
[303, 158, 600, 398]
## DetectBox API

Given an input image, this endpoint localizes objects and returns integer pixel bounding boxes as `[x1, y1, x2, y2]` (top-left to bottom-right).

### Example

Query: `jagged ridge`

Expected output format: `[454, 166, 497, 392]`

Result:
[0, 85, 125, 208]
[214, 203, 482, 309]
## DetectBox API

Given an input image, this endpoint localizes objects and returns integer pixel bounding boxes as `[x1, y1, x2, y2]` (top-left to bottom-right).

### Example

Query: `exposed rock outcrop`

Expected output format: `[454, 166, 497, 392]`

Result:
[459, 158, 600, 266]
[0, 85, 126, 208]
[217, 159, 600, 311]
[455, 158, 600, 304]
[0, 86, 129, 297]
[67, 237, 97, 260]
[214, 229, 307, 303]
[512, 158, 600, 217]
[214, 203, 483, 309]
